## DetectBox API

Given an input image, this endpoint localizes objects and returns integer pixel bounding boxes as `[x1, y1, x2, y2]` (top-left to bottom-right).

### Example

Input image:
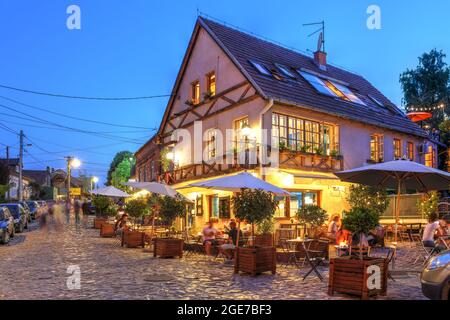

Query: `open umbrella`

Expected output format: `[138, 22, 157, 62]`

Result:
[188, 172, 290, 196]
[89, 186, 130, 197]
[335, 159, 450, 229]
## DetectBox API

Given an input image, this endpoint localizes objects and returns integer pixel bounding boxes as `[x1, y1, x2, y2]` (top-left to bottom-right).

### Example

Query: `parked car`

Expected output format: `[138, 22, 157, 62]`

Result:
[0, 206, 15, 244]
[421, 250, 450, 300]
[18, 201, 32, 224]
[1, 203, 28, 233]
[25, 201, 39, 220]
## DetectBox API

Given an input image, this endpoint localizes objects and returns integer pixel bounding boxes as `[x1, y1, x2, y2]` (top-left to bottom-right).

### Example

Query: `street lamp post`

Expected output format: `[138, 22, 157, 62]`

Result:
[65, 156, 81, 200]
[91, 176, 99, 190]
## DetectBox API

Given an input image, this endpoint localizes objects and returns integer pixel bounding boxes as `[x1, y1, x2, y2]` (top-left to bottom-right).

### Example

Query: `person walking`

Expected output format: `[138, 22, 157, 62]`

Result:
[74, 199, 81, 226]
[65, 200, 71, 225]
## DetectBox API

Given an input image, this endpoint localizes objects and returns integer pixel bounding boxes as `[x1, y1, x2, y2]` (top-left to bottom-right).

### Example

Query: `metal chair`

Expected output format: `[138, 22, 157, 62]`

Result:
[413, 241, 437, 265]
[302, 239, 329, 281]
[279, 239, 301, 268]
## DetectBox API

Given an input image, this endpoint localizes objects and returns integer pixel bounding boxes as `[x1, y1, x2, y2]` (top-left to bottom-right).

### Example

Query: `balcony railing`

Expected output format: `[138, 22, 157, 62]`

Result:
[278, 150, 344, 172]
[157, 149, 343, 185]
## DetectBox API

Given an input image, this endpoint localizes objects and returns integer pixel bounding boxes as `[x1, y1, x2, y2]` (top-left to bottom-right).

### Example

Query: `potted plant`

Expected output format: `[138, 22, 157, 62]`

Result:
[254, 218, 274, 246]
[92, 195, 112, 229]
[232, 188, 277, 276]
[99, 203, 118, 237]
[278, 141, 288, 152]
[122, 199, 148, 248]
[153, 195, 186, 258]
[299, 145, 311, 154]
[328, 207, 388, 299]
[296, 205, 327, 239]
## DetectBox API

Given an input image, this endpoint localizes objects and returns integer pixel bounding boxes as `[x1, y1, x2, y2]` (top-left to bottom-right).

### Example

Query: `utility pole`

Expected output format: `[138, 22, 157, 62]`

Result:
[65, 156, 73, 201]
[5, 146, 9, 200]
[18, 130, 24, 201]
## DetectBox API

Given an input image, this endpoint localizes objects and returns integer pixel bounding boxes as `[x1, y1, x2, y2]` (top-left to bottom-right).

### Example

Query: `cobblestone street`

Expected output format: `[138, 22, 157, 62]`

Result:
[0, 217, 426, 300]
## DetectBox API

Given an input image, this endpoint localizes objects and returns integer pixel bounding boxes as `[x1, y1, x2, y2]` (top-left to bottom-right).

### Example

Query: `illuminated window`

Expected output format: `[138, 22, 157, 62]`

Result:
[274, 191, 320, 218]
[370, 134, 384, 162]
[205, 129, 217, 161]
[407, 142, 414, 161]
[275, 64, 296, 78]
[425, 145, 436, 168]
[272, 113, 338, 155]
[249, 60, 271, 76]
[207, 72, 216, 96]
[393, 139, 402, 159]
[191, 80, 200, 104]
[234, 117, 249, 151]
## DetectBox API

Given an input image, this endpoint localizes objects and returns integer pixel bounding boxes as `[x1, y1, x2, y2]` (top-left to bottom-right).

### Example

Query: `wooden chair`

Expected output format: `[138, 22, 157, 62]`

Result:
[279, 239, 301, 268]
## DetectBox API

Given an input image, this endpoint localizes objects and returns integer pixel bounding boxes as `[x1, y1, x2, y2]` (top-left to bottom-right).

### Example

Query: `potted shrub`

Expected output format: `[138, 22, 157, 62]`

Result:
[153, 195, 186, 258]
[328, 207, 388, 299]
[99, 203, 118, 237]
[232, 189, 277, 276]
[254, 218, 274, 246]
[296, 205, 327, 239]
[92, 195, 112, 229]
[122, 199, 148, 248]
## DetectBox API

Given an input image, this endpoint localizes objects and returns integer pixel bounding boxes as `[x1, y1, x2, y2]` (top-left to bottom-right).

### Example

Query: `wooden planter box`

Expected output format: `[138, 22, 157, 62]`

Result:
[122, 230, 145, 248]
[254, 234, 273, 247]
[100, 223, 115, 237]
[235, 246, 276, 276]
[154, 238, 184, 258]
[328, 257, 388, 299]
[93, 218, 107, 229]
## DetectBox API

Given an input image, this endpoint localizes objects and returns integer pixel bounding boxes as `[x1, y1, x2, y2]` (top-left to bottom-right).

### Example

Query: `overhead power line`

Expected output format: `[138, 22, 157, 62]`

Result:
[0, 96, 157, 130]
[0, 84, 172, 101]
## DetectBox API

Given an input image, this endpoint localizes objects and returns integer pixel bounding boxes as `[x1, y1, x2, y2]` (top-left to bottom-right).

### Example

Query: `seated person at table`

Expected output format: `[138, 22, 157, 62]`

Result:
[422, 213, 446, 253]
[220, 221, 244, 260]
[223, 219, 236, 233]
[327, 215, 340, 239]
[114, 213, 129, 236]
[367, 224, 385, 246]
[241, 220, 251, 235]
[335, 224, 351, 246]
[202, 221, 219, 255]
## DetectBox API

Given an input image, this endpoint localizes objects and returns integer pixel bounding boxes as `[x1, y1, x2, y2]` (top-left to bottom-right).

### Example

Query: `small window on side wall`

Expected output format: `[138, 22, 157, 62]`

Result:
[191, 80, 200, 105]
[206, 72, 216, 97]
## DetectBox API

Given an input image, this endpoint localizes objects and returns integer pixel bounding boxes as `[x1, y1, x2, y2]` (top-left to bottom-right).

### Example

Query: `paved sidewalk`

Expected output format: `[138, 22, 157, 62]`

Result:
[0, 218, 426, 300]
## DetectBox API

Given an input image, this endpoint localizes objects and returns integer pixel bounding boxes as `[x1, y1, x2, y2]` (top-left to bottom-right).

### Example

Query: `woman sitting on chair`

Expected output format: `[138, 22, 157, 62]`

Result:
[114, 213, 129, 236]
[422, 212, 446, 253]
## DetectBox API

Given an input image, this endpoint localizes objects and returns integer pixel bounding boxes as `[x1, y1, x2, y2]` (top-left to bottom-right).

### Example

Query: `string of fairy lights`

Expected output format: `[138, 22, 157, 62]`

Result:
[405, 102, 446, 113]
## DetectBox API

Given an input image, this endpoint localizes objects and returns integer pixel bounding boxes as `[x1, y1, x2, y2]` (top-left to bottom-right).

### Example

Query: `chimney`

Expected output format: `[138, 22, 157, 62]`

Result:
[314, 50, 327, 71]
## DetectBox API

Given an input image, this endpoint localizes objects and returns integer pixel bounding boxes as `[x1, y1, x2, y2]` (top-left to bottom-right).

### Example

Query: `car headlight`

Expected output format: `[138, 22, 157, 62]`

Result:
[426, 252, 450, 270]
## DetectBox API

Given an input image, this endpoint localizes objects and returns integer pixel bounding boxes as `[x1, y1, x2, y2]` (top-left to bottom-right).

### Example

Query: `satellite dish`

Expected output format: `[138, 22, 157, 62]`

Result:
[317, 32, 323, 52]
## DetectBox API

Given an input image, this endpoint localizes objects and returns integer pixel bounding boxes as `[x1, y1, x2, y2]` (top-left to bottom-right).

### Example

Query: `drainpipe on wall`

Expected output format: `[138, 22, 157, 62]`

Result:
[259, 98, 274, 181]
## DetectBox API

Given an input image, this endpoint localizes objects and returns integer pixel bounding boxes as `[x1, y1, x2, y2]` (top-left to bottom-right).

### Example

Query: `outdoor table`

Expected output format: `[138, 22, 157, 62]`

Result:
[288, 239, 325, 281]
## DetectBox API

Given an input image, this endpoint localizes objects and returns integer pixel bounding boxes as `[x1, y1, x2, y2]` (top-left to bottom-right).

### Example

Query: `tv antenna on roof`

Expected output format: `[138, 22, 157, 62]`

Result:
[303, 21, 325, 52]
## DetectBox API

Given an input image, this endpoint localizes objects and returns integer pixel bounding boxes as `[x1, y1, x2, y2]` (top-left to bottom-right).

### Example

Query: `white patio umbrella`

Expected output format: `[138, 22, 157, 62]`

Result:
[335, 159, 450, 225]
[123, 181, 178, 197]
[89, 186, 130, 197]
[188, 172, 290, 196]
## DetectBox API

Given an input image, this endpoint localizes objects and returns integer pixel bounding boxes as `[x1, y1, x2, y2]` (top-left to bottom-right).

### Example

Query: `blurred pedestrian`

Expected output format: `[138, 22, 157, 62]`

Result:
[74, 199, 81, 225]
[65, 200, 71, 224]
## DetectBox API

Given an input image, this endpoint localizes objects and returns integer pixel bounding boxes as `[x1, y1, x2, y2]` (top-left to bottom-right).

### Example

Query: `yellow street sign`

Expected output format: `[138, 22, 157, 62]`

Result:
[70, 188, 81, 196]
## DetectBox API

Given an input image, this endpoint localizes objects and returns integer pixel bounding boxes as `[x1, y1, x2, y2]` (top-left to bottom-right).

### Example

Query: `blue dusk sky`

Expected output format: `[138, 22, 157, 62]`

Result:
[0, 0, 449, 185]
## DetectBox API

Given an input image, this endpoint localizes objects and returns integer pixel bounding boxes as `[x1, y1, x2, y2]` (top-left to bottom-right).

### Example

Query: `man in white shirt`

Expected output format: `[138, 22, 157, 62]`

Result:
[422, 212, 445, 253]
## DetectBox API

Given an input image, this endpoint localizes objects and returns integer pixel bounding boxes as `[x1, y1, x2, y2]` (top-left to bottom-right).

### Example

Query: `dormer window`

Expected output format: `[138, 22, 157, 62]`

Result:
[329, 81, 366, 106]
[191, 80, 200, 105]
[249, 60, 271, 76]
[298, 71, 337, 97]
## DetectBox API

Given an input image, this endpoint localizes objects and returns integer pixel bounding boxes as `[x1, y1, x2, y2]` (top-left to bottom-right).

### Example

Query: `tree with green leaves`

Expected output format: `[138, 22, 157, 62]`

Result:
[111, 159, 133, 190]
[107, 151, 134, 186]
[232, 189, 277, 240]
[0, 161, 10, 202]
[125, 199, 149, 224]
[159, 195, 186, 226]
[296, 205, 328, 238]
[400, 49, 449, 171]
[346, 184, 390, 216]
[400, 49, 449, 127]
[417, 191, 439, 220]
